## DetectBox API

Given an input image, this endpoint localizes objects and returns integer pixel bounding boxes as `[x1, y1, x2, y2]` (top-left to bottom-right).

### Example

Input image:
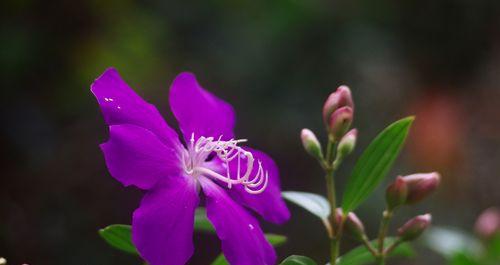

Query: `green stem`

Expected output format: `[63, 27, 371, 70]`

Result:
[325, 168, 338, 265]
[324, 137, 343, 265]
[332, 215, 346, 265]
[376, 257, 385, 265]
[325, 135, 335, 163]
[361, 235, 378, 257]
[376, 209, 393, 264]
[384, 237, 403, 256]
[330, 238, 338, 265]
[325, 138, 337, 228]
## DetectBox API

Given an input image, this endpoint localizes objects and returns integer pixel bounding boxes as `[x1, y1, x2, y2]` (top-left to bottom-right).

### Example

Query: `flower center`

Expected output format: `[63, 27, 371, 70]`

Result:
[181, 133, 268, 194]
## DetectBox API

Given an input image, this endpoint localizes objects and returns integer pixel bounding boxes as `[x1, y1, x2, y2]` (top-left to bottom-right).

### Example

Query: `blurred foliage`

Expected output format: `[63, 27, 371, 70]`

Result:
[422, 227, 500, 265]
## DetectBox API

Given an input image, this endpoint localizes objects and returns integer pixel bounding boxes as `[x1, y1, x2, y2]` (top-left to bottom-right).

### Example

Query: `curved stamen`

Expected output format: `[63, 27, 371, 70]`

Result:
[189, 133, 268, 194]
[194, 167, 244, 185]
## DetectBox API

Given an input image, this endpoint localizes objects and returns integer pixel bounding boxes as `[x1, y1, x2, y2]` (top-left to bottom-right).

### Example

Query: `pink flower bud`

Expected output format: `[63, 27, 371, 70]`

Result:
[402, 172, 440, 204]
[328, 106, 353, 139]
[337, 129, 357, 157]
[386, 176, 408, 210]
[301, 128, 323, 160]
[474, 207, 500, 239]
[398, 214, 432, 241]
[345, 212, 365, 241]
[332, 208, 344, 231]
[322, 85, 354, 124]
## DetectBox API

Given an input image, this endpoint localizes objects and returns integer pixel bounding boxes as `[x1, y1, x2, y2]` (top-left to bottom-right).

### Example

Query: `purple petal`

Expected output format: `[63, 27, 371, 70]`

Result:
[169, 72, 236, 142]
[210, 148, 290, 224]
[133, 177, 199, 265]
[200, 177, 276, 265]
[91, 68, 181, 148]
[100, 124, 181, 190]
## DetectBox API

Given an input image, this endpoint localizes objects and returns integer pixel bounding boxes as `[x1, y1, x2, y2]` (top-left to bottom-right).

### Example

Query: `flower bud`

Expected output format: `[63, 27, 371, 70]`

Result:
[328, 106, 353, 139]
[331, 207, 344, 232]
[323, 85, 354, 124]
[474, 207, 500, 239]
[386, 176, 408, 210]
[337, 129, 357, 157]
[402, 172, 440, 204]
[345, 212, 365, 241]
[398, 214, 432, 241]
[300, 128, 323, 160]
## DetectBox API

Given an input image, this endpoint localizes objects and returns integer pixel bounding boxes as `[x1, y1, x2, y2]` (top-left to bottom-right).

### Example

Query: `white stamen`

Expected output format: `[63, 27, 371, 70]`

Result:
[185, 133, 269, 194]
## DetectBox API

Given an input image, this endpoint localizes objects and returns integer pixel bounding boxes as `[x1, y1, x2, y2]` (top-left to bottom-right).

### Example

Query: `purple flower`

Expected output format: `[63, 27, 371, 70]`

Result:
[91, 68, 290, 265]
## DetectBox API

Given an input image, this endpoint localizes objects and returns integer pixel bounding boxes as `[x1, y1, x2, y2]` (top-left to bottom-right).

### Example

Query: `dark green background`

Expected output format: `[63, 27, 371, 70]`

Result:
[1, 0, 499, 264]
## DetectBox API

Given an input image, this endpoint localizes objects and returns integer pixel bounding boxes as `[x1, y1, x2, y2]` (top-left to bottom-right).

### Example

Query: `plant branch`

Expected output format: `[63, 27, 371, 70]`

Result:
[324, 137, 345, 265]
[384, 237, 403, 256]
[375, 209, 394, 264]
[361, 235, 378, 257]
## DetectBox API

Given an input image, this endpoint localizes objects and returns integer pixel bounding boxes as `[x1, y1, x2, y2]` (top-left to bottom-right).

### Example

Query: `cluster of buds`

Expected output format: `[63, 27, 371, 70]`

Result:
[323, 85, 354, 141]
[385, 172, 440, 241]
[301, 85, 358, 162]
[385, 172, 441, 210]
[328, 208, 366, 243]
[298, 84, 443, 264]
[328, 207, 366, 242]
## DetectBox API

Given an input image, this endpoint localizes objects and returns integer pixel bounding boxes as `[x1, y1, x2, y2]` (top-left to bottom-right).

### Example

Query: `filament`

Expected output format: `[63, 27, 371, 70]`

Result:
[188, 133, 269, 194]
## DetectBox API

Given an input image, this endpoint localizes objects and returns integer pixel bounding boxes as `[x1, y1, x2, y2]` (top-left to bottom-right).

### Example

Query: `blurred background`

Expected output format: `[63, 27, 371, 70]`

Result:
[1, 0, 499, 264]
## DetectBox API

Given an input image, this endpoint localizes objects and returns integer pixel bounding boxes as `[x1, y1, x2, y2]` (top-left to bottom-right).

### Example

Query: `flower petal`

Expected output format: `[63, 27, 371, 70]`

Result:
[91, 68, 181, 147]
[132, 177, 199, 265]
[169, 72, 236, 142]
[209, 148, 290, 224]
[200, 177, 276, 265]
[100, 124, 181, 190]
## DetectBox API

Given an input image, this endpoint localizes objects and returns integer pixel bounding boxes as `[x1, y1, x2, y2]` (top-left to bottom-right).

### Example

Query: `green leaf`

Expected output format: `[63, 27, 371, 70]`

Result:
[280, 255, 317, 265]
[342, 116, 414, 213]
[211, 234, 288, 265]
[266, 233, 288, 247]
[486, 234, 500, 260]
[194, 207, 215, 233]
[450, 252, 480, 265]
[337, 237, 414, 265]
[282, 191, 330, 221]
[98, 224, 138, 255]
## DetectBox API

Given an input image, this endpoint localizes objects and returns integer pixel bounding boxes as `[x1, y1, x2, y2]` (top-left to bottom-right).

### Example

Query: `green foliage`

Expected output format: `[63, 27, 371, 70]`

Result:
[282, 191, 330, 221]
[337, 238, 414, 265]
[98, 224, 138, 255]
[450, 252, 479, 265]
[420, 227, 483, 259]
[486, 234, 500, 260]
[422, 227, 500, 265]
[280, 255, 318, 265]
[342, 117, 414, 213]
